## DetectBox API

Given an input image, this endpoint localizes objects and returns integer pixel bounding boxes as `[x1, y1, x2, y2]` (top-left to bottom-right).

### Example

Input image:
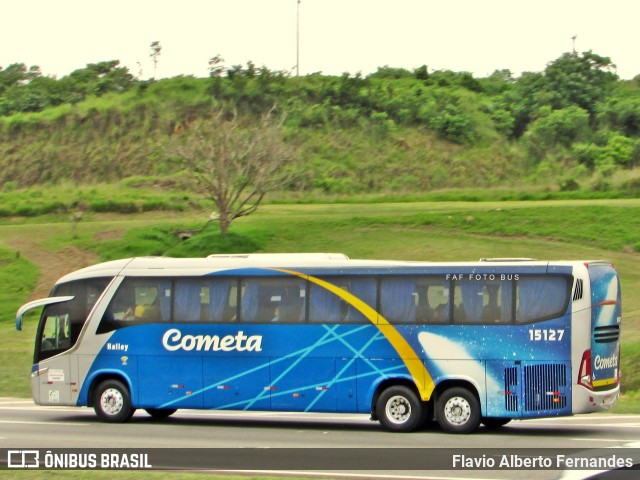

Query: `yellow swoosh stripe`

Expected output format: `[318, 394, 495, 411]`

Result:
[274, 268, 435, 400]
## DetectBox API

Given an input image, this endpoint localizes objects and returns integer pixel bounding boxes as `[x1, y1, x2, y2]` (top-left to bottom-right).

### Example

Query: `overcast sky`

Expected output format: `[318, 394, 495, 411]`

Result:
[2, 0, 638, 80]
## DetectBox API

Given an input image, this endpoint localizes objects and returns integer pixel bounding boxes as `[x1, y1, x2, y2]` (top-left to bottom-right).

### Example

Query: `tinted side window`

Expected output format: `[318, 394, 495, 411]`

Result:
[98, 278, 171, 332]
[174, 278, 237, 323]
[416, 277, 451, 324]
[240, 277, 306, 323]
[516, 275, 570, 324]
[453, 278, 514, 324]
[380, 276, 453, 325]
[309, 276, 376, 324]
[380, 277, 417, 323]
[447, 275, 570, 325]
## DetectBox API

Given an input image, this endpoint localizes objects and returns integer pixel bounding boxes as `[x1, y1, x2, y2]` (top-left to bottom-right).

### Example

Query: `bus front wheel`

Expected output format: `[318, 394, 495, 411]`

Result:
[94, 379, 135, 423]
[435, 387, 480, 434]
[376, 385, 424, 432]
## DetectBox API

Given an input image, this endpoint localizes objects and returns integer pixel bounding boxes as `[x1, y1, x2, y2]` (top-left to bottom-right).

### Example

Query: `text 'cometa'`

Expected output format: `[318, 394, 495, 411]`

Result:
[162, 329, 263, 352]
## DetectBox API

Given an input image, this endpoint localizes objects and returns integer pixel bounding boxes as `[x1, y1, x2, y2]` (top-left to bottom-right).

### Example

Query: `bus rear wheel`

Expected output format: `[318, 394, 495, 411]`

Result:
[435, 387, 480, 434]
[376, 385, 424, 432]
[145, 408, 177, 420]
[94, 379, 134, 423]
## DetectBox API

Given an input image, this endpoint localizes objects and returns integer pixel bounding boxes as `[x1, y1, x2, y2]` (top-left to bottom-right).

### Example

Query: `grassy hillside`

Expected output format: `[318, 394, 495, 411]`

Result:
[1, 200, 638, 411]
[2, 52, 640, 197]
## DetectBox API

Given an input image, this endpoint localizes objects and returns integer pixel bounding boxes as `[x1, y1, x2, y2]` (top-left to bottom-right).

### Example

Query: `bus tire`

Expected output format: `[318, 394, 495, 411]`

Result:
[145, 408, 177, 420]
[435, 387, 480, 434]
[376, 385, 424, 432]
[94, 379, 134, 423]
[482, 417, 511, 429]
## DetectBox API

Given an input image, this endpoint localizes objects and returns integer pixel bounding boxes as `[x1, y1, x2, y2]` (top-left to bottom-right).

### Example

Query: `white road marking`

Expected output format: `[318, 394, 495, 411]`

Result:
[0, 420, 89, 427]
[570, 437, 640, 443]
[526, 422, 640, 428]
[208, 471, 503, 480]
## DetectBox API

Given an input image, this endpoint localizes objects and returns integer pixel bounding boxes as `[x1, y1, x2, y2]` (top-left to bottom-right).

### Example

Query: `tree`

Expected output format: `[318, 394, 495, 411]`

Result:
[150, 41, 162, 78]
[0, 63, 41, 96]
[64, 61, 134, 97]
[544, 50, 618, 116]
[208, 54, 226, 78]
[597, 92, 640, 137]
[524, 106, 590, 161]
[171, 108, 295, 236]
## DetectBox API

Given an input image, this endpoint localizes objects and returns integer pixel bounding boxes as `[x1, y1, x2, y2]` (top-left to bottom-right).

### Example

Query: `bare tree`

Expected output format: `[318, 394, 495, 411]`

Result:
[172, 109, 295, 236]
[208, 54, 226, 78]
[150, 41, 162, 78]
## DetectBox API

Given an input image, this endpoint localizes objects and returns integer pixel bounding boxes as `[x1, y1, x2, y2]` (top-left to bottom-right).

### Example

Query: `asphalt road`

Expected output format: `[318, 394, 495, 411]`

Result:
[1, 397, 639, 479]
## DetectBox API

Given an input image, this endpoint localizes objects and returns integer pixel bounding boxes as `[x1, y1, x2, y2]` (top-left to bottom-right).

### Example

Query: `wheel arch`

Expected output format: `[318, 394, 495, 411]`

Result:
[433, 380, 484, 434]
[86, 371, 135, 408]
[370, 377, 421, 420]
[432, 378, 483, 415]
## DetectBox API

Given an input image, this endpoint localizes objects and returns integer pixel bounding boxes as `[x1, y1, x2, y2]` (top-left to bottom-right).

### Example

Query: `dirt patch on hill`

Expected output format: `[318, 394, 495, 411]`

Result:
[93, 229, 124, 243]
[5, 237, 98, 300]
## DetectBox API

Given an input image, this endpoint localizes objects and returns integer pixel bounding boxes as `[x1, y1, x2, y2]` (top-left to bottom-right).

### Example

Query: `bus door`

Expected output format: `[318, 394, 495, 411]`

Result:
[587, 264, 621, 391]
[34, 307, 73, 405]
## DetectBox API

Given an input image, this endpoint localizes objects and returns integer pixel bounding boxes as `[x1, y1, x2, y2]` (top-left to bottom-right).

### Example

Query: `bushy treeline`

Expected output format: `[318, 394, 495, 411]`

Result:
[0, 61, 134, 115]
[1, 51, 640, 193]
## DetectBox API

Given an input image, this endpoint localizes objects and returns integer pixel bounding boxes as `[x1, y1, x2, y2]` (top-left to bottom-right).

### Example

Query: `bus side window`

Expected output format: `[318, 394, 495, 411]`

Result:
[174, 279, 204, 322]
[309, 279, 342, 323]
[308, 276, 377, 324]
[240, 278, 305, 323]
[173, 278, 238, 323]
[481, 281, 513, 324]
[516, 276, 570, 323]
[98, 278, 171, 332]
[416, 278, 451, 324]
[131, 282, 171, 322]
[380, 277, 416, 324]
[453, 279, 514, 324]
[345, 277, 376, 323]
[207, 279, 237, 322]
[454, 281, 483, 323]
[281, 283, 305, 322]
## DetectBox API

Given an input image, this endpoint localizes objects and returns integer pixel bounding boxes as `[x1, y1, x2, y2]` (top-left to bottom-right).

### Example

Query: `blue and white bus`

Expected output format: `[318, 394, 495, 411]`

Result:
[16, 253, 621, 433]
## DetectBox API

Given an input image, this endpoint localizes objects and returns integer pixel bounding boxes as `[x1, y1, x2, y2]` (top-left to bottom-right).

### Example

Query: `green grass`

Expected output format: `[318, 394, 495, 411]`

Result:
[0, 181, 199, 217]
[1, 199, 639, 407]
[613, 391, 640, 413]
[3, 181, 640, 219]
[0, 246, 38, 321]
[0, 245, 38, 397]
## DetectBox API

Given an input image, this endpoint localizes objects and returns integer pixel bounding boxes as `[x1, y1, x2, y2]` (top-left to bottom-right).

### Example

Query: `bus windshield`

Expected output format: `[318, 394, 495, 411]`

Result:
[35, 278, 112, 362]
